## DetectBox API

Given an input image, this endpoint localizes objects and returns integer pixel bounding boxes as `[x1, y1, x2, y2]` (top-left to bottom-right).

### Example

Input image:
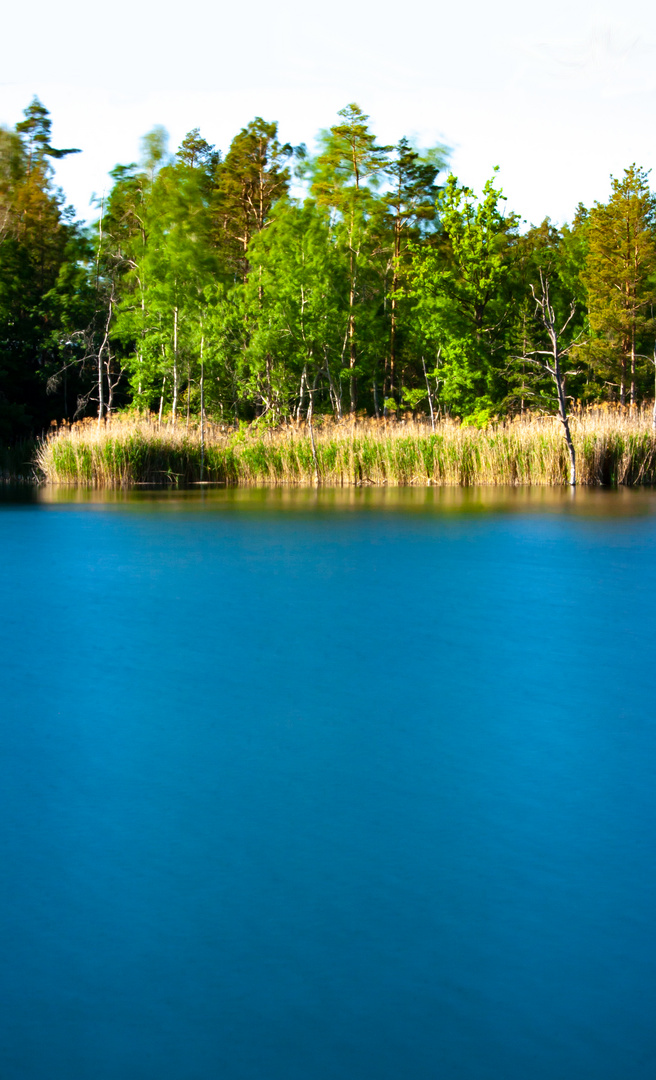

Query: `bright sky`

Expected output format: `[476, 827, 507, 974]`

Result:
[2, 0, 655, 226]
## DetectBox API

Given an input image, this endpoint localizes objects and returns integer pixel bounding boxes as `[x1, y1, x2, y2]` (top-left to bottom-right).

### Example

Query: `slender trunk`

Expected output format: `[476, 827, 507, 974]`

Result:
[389, 217, 401, 399]
[296, 366, 307, 422]
[533, 275, 576, 485]
[172, 305, 179, 427]
[308, 371, 320, 486]
[389, 290, 397, 398]
[97, 349, 104, 428]
[138, 284, 145, 397]
[631, 325, 636, 407]
[348, 207, 357, 416]
[547, 325, 576, 486]
[324, 348, 341, 420]
[266, 354, 273, 420]
[200, 330, 205, 482]
[158, 375, 166, 427]
[186, 359, 191, 430]
[106, 352, 113, 414]
[349, 266, 356, 415]
[96, 288, 114, 428]
[555, 360, 576, 485]
[422, 356, 436, 432]
[372, 380, 380, 419]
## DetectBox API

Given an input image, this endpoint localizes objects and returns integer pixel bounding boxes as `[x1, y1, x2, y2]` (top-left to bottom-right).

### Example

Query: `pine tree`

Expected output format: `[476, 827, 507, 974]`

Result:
[213, 118, 292, 281]
[380, 138, 445, 405]
[583, 165, 656, 405]
[311, 104, 390, 415]
[0, 99, 87, 438]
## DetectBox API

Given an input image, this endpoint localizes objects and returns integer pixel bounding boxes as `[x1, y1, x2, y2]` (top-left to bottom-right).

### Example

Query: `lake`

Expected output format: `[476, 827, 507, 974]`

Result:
[1, 485, 655, 1079]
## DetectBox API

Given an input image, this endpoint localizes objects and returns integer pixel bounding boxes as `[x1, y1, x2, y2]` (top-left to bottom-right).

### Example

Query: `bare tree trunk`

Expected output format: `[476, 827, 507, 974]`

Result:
[296, 366, 308, 422]
[388, 217, 401, 401]
[372, 380, 380, 419]
[554, 354, 577, 487]
[97, 348, 105, 428]
[348, 211, 357, 416]
[265, 354, 273, 422]
[200, 330, 205, 482]
[138, 283, 145, 397]
[158, 375, 166, 427]
[172, 305, 179, 427]
[96, 287, 114, 428]
[106, 352, 114, 414]
[530, 273, 577, 486]
[186, 358, 191, 430]
[422, 356, 436, 432]
[324, 349, 341, 420]
[349, 291, 356, 415]
[307, 371, 320, 486]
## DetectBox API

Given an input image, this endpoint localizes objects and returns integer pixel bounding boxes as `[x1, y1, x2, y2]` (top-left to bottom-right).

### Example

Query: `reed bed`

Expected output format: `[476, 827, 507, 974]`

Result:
[35, 406, 656, 488]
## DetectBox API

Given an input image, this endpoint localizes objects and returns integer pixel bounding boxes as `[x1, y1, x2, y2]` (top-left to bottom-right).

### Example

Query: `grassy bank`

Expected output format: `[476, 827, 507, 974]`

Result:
[34, 408, 656, 487]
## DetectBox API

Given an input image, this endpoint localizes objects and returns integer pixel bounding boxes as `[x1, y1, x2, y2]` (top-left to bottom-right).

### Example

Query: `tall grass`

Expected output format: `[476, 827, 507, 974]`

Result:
[35, 406, 656, 488]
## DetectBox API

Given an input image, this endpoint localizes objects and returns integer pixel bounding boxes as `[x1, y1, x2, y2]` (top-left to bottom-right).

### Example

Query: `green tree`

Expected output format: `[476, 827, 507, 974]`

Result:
[244, 198, 345, 422]
[504, 218, 586, 414]
[311, 104, 390, 414]
[583, 165, 656, 405]
[379, 138, 445, 404]
[0, 99, 88, 438]
[112, 130, 218, 424]
[409, 172, 519, 418]
[213, 118, 292, 282]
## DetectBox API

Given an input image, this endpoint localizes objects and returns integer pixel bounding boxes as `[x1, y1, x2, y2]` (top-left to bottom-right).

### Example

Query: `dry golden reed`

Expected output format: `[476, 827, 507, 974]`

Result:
[35, 405, 656, 488]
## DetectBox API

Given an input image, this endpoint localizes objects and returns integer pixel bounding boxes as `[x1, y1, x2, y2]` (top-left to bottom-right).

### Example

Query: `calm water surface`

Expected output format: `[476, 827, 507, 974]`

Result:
[1, 486, 655, 1079]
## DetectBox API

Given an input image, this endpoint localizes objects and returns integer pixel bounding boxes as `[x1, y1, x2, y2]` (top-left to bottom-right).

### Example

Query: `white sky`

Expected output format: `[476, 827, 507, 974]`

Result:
[2, 0, 655, 226]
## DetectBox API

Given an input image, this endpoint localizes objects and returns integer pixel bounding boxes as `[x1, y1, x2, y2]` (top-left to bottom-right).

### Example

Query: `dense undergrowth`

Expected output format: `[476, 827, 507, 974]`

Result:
[32, 407, 656, 488]
[1, 438, 37, 483]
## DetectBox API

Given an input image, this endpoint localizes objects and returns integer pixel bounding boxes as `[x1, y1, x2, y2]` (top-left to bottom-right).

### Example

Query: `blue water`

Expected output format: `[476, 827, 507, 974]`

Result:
[1, 486, 656, 1080]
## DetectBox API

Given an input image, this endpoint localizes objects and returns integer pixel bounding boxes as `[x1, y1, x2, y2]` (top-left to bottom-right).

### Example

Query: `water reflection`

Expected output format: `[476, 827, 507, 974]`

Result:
[13, 482, 656, 518]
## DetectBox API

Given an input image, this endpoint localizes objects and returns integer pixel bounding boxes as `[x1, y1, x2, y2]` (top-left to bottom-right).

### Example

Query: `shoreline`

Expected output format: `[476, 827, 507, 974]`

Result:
[31, 409, 656, 489]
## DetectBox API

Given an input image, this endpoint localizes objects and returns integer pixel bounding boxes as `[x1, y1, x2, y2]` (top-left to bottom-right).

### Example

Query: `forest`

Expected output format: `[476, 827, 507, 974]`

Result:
[1, 96, 656, 446]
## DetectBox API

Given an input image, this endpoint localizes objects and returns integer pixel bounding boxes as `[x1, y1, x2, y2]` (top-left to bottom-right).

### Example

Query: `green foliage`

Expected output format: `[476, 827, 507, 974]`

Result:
[461, 406, 495, 429]
[213, 117, 292, 280]
[0, 98, 89, 439]
[582, 166, 656, 404]
[3, 98, 656, 448]
[409, 171, 519, 415]
[503, 217, 587, 413]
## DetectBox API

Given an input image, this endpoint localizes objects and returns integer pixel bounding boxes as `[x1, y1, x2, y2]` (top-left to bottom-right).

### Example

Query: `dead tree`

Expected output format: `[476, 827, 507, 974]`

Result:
[524, 271, 579, 486]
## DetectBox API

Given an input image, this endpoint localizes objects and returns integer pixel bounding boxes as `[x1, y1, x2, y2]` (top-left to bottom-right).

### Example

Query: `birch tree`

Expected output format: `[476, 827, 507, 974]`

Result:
[523, 271, 579, 485]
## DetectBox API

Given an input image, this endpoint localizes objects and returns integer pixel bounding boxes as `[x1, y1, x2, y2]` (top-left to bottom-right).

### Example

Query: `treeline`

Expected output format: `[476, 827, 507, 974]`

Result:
[2, 96, 656, 442]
